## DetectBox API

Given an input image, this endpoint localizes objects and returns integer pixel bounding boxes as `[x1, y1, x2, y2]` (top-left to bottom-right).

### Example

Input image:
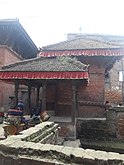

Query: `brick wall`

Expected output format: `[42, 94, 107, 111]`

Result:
[0, 46, 22, 111]
[105, 90, 122, 105]
[46, 65, 105, 118]
[77, 73, 104, 102]
[76, 60, 105, 117]
[0, 82, 15, 112]
[46, 82, 72, 116]
[77, 104, 105, 117]
[3, 47, 22, 65]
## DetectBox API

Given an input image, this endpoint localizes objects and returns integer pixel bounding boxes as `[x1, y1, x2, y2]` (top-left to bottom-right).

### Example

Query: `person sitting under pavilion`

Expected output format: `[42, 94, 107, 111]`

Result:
[17, 99, 24, 111]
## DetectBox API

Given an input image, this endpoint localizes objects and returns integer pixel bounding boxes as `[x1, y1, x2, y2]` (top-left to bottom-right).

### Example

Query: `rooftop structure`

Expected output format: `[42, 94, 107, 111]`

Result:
[0, 19, 38, 59]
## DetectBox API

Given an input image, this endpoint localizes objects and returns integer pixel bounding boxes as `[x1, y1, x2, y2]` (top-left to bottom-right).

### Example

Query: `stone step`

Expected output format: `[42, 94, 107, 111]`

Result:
[30, 124, 58, 143]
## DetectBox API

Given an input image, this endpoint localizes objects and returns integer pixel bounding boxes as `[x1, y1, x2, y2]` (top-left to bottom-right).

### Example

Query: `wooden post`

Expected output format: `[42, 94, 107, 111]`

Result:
[69, 81, 77, 140]
[15, 80, 19, 107]
[42, 82, 47, 111]
[71, 81, 77, 124]
[36, 86, 40, 107]
[55, 83, 58, 115]
[28, 83, 32, 111]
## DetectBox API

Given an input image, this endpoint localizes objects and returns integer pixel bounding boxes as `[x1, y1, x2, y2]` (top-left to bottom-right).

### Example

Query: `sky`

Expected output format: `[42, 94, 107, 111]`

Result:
[0, 0, 124, 47]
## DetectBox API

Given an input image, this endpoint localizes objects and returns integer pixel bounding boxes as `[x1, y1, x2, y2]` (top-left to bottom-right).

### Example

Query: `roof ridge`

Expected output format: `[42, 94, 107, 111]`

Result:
[0, 18, 19, 22]
[42, 37, 121, 51]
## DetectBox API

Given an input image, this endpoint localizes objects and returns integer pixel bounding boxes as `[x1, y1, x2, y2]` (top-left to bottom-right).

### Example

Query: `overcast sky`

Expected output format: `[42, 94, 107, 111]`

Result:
[0, 0, 124, 47]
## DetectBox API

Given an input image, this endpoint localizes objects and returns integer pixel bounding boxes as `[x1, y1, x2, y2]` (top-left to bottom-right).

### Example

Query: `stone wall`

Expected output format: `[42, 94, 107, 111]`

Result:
[77, 107, 124, 142]
[76, 118, 109, 140]
[76, 107, 124, 141]
[0, 129, 124, 165]
[107, 106, 124, 139]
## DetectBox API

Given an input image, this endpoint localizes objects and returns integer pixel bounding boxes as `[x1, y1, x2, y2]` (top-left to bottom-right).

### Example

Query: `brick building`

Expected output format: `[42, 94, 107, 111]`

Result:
[0, 46, 22, 110]
[0, 34, 124, 139]
[39, 38, 124, 117]
[1, 37, 123, 117]
[0, 19, 38, 112]
[67, 33, 124, 105]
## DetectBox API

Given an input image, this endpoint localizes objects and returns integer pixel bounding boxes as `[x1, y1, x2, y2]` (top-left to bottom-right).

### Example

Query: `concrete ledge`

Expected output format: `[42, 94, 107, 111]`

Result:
[0, 137, 124, 165]
[0, 121, 124, 164]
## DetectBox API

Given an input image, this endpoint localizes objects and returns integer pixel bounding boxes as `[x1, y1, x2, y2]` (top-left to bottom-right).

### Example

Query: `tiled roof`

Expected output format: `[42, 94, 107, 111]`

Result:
[2, 57, 89, 72]
[42, 38, 122, 51]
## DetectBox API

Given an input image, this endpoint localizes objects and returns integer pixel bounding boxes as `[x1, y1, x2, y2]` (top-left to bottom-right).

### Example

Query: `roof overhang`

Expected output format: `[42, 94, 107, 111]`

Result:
[39, 49, 124, 57]
[0, 19, 38, 58]
[0, 71, 89, 80]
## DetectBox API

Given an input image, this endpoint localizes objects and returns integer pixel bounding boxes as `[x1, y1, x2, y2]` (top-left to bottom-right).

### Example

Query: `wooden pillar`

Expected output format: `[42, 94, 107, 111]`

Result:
[36, 86, 40, 106]
[42, 82, 47, 111]
[28, 83, 32, 111]
[15, 80, 19, 107]
[71, 81, 77, 124]
[55, 83, 58, 115]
